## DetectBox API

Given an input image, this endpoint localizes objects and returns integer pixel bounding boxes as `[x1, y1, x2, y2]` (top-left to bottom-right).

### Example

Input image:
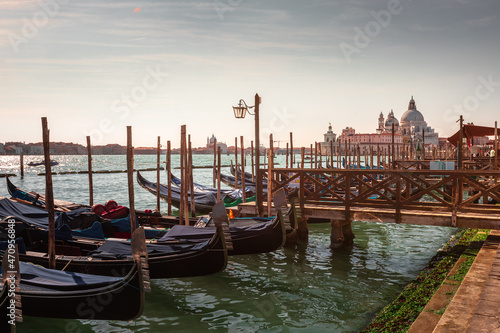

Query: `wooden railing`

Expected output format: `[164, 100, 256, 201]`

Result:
[257, 168, 500, 223]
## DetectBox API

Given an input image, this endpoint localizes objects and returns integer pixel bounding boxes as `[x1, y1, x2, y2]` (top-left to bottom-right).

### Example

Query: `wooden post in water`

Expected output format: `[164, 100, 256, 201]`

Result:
[240, 136, 246, 202]
[314, 142, 318, 168]
[392, 124, 395, 169]
[267, 134, 273, 217]
[179, 125, 186, 224]
[286, 143, 289, 168]
[234, 137, 238, 189]
[310, 144, 313, 168]
[166, 140, 172, 215]
[183, 128, 189, 225]
[213, 138, 217, 188]
[422, 128, 426, 160]
[41, 117, 56, 269]
[458, 115, 463, 170]
[251, 140, 255, 182]
[188, 135, 195, 217]
[156, 136, 161, 212]
[494, 121, 498, 171]
[86, 136, 93, 206]
[126, 126, 136, 234]
[330, 141, 334, 168]
[290, 132, 294, 166]
[301, 147, 305, 168]
[217, 146, 221, 201]
[20, 151, 24, 179]
[370, 145, 374, 169]
[377, 144, 381, 169]
[356, 144, 361, 169]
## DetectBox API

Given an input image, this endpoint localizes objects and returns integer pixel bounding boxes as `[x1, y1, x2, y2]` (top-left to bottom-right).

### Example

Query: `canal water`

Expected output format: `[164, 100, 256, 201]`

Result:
[0, 155, 456, 333]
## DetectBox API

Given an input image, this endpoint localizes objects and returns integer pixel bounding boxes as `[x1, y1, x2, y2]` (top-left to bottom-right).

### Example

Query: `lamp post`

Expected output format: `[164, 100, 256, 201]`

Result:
[233, 94, 262, 216]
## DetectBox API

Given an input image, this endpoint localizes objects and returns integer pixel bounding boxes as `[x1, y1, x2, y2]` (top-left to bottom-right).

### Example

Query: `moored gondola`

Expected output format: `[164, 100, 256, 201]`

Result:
[0, 227, 149, 325]
[137, 171, 216, 213]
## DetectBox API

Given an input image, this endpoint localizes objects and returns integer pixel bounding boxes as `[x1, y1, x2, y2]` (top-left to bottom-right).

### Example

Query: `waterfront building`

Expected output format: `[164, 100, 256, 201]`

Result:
[206, 134, 227, 154]
[320, 123, 337, 154]
[378, 96, 439, 146]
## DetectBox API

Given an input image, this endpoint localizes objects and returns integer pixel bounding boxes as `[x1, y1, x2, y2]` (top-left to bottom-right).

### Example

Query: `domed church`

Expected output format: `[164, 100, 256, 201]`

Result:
[377, 96, 439, 146]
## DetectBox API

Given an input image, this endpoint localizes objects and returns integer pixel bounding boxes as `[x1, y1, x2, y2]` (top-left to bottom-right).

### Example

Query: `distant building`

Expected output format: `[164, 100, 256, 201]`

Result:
[378, 96, 439, 146]
[206, 134, 227, 154]
[29, 144, 43, 155]
[0, 143, 4, 155]
[320, 123, 337, 154]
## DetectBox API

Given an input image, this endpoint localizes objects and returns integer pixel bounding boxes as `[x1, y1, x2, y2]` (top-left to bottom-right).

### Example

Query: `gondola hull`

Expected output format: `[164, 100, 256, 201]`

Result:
[137, 171, 215, 213]
[9, 263, 144, 320]
[13, 225, 227, 279]
[162, 214, 286, 256]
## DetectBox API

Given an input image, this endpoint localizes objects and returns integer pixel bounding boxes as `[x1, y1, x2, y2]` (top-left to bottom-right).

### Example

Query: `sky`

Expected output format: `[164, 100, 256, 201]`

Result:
[1, 0, 499, 149]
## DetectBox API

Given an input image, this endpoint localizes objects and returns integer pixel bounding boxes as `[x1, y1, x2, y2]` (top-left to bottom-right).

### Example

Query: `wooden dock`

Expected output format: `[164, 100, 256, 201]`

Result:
[237, 202, 500, 230]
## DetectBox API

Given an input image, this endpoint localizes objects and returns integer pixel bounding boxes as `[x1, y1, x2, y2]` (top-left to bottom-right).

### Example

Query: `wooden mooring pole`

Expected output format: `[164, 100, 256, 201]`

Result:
[189, 135, 195, 217]
[156, 136, 161, 212]
[217, 146, 221, 202]
[166, 140, 172, 215]
[86, 136, 93, 206]
[20, 151, 24, 179]
[267, 134, 273, 217]
[213, 138, 217, 188]
[240, 136, 246, 202]
[234, 137, 238, 189]
[126, 126, 136, 234]
[179, 125, 186, 224]
[41, 117, 56, 269]
[251, 140, 255, 182]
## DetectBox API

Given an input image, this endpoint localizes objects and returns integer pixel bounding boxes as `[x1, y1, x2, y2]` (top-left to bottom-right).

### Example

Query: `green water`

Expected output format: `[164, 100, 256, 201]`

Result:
[0, 155, 456, 332]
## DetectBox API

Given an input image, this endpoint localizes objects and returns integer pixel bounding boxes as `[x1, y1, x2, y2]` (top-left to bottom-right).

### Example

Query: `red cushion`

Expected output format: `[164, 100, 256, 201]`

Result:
[91, 204, 106, 216]
[105, 200, 118, 211]
[101, 206, 129, 219]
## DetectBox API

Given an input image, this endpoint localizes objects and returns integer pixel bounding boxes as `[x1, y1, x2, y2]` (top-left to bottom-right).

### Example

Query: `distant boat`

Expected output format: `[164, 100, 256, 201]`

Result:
[27, 160, 59, 167]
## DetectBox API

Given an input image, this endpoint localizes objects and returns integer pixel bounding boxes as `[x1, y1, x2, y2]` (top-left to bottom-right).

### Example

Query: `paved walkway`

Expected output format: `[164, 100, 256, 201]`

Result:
[427, 230, 500, 332]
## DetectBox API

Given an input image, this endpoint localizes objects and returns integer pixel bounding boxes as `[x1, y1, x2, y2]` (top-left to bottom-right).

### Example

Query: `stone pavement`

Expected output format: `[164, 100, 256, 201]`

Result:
[432, 230, 500, 333]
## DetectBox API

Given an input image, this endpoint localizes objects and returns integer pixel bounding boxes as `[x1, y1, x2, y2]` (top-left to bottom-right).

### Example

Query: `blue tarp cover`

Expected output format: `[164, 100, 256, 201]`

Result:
[159, 219, 274, 242]
[90, 238, 209, 259]
[0, 198, 88, 230]
[0, 261, 122, 290]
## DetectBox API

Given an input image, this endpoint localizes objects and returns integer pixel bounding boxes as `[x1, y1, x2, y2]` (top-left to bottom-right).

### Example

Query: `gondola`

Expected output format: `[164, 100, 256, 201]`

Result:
[159, 188, 292, 255]
[27, 160, 58, 167]
[2, 223, 228, 279]
[230, 162, 255, 183]
[137, 171, 216, 213]
[169, 172, 255, 201]
[0, 198, 229, 279]
[7, 176, 90, 211]
[0, 227, 149, 325]
[160, 209, 286, 256]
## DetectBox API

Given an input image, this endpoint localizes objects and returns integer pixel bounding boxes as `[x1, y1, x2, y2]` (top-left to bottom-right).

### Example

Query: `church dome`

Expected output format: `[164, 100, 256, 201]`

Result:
[384, 109, 399, 128]
[401, 96, 424, 124]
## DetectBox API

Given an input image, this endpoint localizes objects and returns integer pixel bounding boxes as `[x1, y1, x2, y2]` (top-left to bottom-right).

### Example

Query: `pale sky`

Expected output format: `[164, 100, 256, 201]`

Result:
[1, 0, 499, 148]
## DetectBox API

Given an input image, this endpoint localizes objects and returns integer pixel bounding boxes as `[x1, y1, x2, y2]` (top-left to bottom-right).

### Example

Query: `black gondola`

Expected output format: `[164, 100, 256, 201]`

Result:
[169, 172, 255, 200]
[161, 210, 286, 256]
[0, 198, 229, 279]
[7, 176, 89, 211]
[27, 160, 58, 167]
[137, 171, 216, 213]
[8, 223, 227, 279]
[0, 227, 149, 326]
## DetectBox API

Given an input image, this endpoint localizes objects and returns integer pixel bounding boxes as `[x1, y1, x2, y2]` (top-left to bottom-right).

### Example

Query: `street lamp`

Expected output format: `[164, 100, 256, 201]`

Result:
[233, 94, 262, 216]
